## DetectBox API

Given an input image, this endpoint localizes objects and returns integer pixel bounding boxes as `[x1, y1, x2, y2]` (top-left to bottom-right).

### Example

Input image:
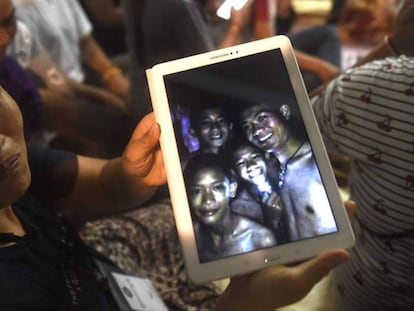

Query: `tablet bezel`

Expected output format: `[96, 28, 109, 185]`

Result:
[146, 35, 354, 284]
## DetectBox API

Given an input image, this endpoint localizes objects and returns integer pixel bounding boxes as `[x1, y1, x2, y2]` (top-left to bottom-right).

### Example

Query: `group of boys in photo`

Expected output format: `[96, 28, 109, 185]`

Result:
[173, 93, 337, 262]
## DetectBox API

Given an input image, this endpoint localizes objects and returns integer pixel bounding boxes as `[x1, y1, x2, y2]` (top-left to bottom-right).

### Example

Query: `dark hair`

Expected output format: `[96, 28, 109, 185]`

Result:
[240, 102, 289, 122]
[188, 96, 233, 130]
[235, 101, 307, 142]
[183, 153, 230, 183]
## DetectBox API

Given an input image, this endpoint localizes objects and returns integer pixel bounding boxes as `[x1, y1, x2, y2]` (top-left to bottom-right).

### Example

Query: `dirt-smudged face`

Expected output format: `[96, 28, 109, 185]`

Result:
[197, 107, 231, 152]
[241, 105, 289, 154]
[188, 166, 231, 225]
[231, 143, 267, 186]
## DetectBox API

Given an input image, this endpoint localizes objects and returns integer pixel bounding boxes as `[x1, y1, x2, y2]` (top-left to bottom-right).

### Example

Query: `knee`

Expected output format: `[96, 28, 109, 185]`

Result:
[315, 25, 340, 42]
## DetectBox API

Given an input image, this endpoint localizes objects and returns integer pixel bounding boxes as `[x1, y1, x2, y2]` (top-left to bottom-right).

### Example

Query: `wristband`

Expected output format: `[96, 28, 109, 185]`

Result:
[384, 34, 399, 56]
[102, 66, 122, 81]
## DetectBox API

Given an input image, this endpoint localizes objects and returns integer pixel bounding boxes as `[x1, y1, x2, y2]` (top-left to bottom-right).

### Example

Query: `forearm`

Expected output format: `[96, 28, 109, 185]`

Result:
[218, 24, 243, 48]
[100, 158, 157, 212]
[80, 35, 130, 97]
[309, 40, 391, 98]
[253, 0, 276, 40]
[57, 114, 163, 227]
[295, 50, 330, 75]
[60, 156, 156, 227]
[311, 0, 414, 98]
[218, 0, 254, 48]
[253, 19, 274, 40]
[67, 78, 126, 110]
[80, 35, 117, 78]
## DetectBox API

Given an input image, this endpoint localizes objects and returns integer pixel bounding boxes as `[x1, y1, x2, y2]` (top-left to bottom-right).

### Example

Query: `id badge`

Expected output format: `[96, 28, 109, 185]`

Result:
[111, 272, 168, 311]
[94, 258, 168, 311]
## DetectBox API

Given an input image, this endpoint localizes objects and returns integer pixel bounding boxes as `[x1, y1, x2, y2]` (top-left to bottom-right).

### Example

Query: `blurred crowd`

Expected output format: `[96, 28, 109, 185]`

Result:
[1, 1, 413, 311]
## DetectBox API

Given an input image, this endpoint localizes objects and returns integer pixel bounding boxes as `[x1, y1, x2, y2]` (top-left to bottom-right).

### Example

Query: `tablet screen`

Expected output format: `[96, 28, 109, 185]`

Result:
[161, 47, 338, 263]
[147, 36, 353, 282]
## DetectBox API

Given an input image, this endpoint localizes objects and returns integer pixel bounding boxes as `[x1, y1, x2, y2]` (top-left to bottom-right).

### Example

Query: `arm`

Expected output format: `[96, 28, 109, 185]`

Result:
[218, 0, 255, 48]
[55, 113, 166, 227]
[215, 200, 356, 311]
[248, 0, 339, 82]
[67, 78, 127, 112]
[252, 0, 276, 40]
[215, 249, 349, 310]
[310, 0, 414, 98]
[12, 20, 125, 110]
[294, 50, 340, 84]
[253, 19, 274, 40]
[28, 48, 127, 111]
[80, 35, 130, 98]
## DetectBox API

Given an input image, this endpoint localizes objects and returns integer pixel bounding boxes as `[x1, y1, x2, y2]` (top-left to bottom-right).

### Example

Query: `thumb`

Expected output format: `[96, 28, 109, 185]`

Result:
[138, 122, 161, 152]
[294, 249, 349, 287]
[124, 121, 161, 165]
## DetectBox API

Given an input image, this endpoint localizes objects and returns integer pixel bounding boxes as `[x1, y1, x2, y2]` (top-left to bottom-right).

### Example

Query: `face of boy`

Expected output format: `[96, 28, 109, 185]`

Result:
[0, 0, 17, 61]
[241, 106, 289, 153]
[197, 107, 231, 150]
[0, 87, 31, 208]
[232, 144, 267, 185]
[188, 166, 231, 225]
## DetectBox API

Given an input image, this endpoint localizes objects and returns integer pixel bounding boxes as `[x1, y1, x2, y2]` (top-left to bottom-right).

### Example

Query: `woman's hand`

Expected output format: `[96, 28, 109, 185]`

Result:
[214, 200, 356, 311]
[121, 113, 166, 188]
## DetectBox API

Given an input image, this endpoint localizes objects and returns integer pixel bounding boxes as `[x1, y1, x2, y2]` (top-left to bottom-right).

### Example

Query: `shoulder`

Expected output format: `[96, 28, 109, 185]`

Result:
[313, 56, 414, 109]
[338, 56, 414, 88]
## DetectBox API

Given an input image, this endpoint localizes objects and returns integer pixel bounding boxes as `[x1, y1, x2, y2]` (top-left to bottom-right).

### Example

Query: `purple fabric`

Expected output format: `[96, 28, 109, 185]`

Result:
[0, 55, 44, 139]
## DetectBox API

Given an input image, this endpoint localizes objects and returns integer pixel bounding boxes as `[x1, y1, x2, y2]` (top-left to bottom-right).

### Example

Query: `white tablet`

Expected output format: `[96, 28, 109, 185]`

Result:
[146, 35, 354, 284]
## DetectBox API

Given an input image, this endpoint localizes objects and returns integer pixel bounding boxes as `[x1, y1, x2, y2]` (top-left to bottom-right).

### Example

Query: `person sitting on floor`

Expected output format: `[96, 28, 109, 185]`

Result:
[310, 0, 414, 309]
[13, 0, 130, 102]
[0, 84, 354, 310]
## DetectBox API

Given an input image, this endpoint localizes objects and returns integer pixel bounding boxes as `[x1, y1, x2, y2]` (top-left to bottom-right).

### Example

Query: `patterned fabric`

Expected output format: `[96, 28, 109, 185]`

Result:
[312, 55, 414, 310]
[80, 201, 221, 311]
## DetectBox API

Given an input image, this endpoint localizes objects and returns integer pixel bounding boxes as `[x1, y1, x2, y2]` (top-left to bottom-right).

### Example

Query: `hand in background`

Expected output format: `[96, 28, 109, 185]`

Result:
[104, 71, 130, 99]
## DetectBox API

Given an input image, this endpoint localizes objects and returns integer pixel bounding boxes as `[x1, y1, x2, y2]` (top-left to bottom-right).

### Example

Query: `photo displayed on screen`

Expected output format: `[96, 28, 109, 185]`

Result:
[163, 49, 338, 263]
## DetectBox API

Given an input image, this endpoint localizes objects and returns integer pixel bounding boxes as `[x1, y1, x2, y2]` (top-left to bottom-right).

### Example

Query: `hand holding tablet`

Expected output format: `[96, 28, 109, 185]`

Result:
[146, 35, 354, 283]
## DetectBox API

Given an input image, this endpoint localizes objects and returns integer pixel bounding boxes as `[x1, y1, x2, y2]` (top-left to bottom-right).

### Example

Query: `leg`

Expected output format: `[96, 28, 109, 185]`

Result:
[289, 25, 342, 91]
[289, 24, 342, 67]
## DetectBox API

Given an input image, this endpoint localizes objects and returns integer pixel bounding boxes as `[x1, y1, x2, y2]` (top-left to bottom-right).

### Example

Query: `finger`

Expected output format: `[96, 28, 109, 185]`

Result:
[130, 113, 157, 140]
[293, 248, 349, 288]
[124, 115, 161, 162]
[131, 122, 161, 158]
[344, 200, 356, 218]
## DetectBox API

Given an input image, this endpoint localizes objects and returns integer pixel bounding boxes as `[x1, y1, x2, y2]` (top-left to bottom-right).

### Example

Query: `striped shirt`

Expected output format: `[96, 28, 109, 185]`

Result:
[312, 55, 414, 311]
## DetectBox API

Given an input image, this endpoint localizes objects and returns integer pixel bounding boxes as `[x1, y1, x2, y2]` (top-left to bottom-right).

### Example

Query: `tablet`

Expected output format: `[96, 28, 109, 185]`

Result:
[146, 35, 354, 284]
